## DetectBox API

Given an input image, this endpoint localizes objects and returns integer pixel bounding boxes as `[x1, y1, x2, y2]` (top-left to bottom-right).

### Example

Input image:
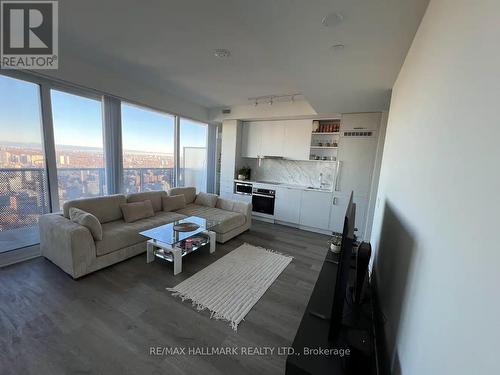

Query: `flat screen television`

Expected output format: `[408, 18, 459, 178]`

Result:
[329, 191, 356, 340]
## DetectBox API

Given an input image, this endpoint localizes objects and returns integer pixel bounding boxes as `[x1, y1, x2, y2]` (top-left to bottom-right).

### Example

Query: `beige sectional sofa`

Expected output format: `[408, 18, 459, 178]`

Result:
[39, 187, 251, 278]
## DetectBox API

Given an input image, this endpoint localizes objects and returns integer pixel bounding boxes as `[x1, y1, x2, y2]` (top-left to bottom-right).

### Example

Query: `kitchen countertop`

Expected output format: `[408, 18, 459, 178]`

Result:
[234, 179, 333, 193]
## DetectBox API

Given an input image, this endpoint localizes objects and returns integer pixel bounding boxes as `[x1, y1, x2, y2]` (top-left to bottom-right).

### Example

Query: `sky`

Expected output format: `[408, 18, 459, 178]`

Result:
[0, 75, 207, 153]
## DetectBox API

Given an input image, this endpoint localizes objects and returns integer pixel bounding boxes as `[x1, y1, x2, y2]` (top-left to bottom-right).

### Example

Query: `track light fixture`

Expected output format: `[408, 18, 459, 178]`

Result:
[248, 93, 302, 107]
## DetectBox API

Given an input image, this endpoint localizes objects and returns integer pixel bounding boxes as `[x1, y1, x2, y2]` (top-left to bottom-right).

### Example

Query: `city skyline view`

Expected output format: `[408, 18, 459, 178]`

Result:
[0, 75, 207, 153]
[0, 74, 208, 249]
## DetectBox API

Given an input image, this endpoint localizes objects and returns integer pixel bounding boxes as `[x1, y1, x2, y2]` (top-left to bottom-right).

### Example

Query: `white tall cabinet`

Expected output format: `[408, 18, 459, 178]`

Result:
[328, 112, 382, 239]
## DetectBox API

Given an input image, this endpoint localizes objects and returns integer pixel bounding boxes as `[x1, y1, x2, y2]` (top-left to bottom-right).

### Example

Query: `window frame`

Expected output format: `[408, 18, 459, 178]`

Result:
[178, 117, 210, 192]
[49, 87, 106, 208]
[0, 70, 216, 253]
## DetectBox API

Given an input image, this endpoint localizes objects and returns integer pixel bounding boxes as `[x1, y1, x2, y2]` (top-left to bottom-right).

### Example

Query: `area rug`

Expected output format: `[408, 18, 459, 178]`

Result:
[167, 243, 293, 331]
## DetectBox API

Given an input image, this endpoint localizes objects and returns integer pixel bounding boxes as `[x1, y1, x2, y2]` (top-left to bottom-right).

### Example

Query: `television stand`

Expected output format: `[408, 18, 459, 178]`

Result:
[286, 251, 376, 375]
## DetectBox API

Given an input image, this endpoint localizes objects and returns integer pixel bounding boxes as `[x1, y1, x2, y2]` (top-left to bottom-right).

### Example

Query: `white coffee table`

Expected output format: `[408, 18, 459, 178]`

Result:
[140, 216, 217, 275]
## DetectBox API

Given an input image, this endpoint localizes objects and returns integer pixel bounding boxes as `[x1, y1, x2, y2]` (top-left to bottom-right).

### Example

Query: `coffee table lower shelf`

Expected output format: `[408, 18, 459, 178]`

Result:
[146, 230, 216, 275]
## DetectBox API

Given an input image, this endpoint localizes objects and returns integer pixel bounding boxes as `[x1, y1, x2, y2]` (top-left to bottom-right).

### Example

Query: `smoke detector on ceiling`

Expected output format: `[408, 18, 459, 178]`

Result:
[322, 12, 344, 28]
[330, 43, 346, 51]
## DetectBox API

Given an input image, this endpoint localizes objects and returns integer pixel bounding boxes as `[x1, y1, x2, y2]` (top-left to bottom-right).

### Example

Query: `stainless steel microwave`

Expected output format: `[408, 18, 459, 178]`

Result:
[234, 181, 253, 195]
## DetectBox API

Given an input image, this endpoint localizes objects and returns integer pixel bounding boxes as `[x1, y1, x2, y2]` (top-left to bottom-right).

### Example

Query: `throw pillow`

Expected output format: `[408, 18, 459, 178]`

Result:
[120, 200, 155, 223]
[162, 194, 186, 212]
[69, 207, 103, 241]
[194, 192, 218, 207]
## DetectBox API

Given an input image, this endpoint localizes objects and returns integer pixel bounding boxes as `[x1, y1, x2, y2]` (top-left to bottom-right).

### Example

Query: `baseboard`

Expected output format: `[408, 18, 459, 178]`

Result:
[0, 244, 41, 268]
[274, 220, 300, 229]
[252, 215, 275, 224]
[371, 275, 391, 375]
[254, 217, 332, 235]
[297, 224, 331, 235]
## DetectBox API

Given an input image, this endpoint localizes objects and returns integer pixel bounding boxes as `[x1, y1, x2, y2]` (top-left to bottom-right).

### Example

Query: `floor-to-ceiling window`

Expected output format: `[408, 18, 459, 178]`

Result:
[0, 75, 49, 252]
[0, 73, 214, 255]
[121, 103, 175, 193]
[51, 89, 106, 208]
[179, 118, 208, 192]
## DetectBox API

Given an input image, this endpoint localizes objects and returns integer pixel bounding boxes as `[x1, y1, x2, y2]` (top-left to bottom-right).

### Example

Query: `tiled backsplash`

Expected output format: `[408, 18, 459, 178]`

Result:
[245, 159, 336, 187]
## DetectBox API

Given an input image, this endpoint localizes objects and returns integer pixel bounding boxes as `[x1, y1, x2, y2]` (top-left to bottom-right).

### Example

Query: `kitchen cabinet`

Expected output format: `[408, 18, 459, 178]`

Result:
[261, 121, 285, 156]
[328, 195, 346, 234]
[283, 120, 312, 160]
[299, 190, 332, 230]
[275, 187, 302, 224]
[241, 121, 284, 158]
[241, 120, 311, 160]
[341, 113, 381, 132]
[241, 122, 262, 158]
[329, 194, 368, 240]
[336, 134, 378, 198]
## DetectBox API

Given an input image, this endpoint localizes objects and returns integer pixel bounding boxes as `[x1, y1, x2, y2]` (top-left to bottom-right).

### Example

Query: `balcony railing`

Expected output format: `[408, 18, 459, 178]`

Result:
[0, 167, 176, 231]
[0, 167, 184, 252]
[123, 167, 175, 194]
[0, 168, 50, 252]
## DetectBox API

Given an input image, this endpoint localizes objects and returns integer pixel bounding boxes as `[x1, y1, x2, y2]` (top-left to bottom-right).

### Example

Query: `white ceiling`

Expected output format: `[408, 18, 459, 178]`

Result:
[60, 0, 429, 113]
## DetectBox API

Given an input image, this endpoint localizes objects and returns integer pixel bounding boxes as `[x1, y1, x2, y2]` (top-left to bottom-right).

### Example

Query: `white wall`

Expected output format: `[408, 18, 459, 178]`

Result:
[371, 1, 500, 374]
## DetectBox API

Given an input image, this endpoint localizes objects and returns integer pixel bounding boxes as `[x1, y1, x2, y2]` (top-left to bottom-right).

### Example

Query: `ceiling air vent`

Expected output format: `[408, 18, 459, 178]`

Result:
[222, 108, 231, 114]
[343, 131, 373, 137]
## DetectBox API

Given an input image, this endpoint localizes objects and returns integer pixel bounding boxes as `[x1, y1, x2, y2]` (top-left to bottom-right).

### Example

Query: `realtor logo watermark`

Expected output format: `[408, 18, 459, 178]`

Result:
[1, 0, 58, 69]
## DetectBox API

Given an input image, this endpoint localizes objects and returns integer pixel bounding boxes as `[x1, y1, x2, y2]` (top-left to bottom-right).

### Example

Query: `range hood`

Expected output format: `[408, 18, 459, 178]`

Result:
[257, 155, 283, 166]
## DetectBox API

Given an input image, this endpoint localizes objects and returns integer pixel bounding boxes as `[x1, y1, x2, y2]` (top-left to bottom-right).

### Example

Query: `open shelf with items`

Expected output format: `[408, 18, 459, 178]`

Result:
[310, 119, 341, 161]
[152, 233, 210, 262]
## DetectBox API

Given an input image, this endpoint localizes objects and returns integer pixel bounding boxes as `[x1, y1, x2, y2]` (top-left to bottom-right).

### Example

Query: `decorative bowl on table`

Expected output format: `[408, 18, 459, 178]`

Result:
[173, 222, 200, 232]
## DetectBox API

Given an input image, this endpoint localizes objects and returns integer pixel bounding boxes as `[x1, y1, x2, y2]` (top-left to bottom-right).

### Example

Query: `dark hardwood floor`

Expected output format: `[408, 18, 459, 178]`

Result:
[0, 221, 330, 375]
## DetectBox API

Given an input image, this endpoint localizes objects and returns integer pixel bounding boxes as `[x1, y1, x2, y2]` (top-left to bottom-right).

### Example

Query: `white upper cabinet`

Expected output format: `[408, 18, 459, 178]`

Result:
[241, 119, 311, 160]
[260, 121, 285, 157]
[341, 113, 381, 131]
[283, 120, 312, 160]
[241, 121, 262, 158]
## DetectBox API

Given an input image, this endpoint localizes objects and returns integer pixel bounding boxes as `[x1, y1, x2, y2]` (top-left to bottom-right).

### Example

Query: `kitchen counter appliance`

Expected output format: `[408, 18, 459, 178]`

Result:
[252, 188, 276, 215]
[235, 181, 253, 195]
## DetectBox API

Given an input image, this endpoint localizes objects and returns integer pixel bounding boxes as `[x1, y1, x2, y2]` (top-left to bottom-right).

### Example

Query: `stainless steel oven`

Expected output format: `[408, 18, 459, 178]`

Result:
[252, 188, 276, 215]
[235, 181, 253, 195]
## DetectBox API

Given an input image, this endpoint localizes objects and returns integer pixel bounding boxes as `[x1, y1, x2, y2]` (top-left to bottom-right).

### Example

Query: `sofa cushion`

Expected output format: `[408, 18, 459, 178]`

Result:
[126, 191, 167, 212]
[69, 207, 103, 241]
[194, 192, 218, 207]
[63, 194, 126, 224]
[162, 194, 186, 212]
[175, 204, 246, 234]
[216, 198, 235, 211]
[95, 211, 187, 256]
[168, 187, 196, 204]
[120, 200, 155, 223]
